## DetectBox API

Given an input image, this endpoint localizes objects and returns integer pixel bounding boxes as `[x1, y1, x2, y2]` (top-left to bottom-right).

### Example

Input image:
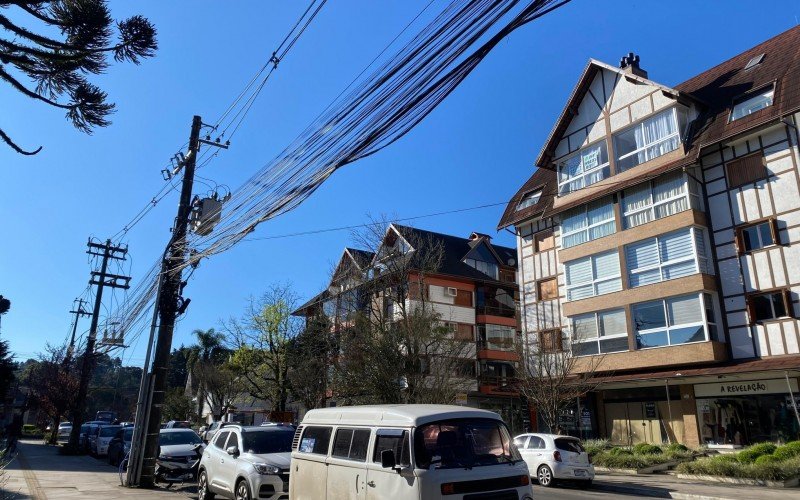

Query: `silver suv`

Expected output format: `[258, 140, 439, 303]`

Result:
[198, 424, 294, 500]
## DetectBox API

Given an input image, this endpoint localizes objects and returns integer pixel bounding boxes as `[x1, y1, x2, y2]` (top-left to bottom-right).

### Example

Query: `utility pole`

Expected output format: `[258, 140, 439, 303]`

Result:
[138, 115, 201, 487]
[67, 239, 130, 450]
[66, 298, 91, 360]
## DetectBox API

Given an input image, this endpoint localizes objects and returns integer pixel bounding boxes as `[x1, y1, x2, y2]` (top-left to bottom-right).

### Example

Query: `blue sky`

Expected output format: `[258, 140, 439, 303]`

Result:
[1, 0, 798, 365]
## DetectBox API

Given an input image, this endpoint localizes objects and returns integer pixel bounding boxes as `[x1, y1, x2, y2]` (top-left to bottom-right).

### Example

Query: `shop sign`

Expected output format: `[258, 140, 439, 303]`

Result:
[694, 378, 799, 398]
[580, 408, 592, 427]
[644, 401, 657, 418]
[455, 393, 468, 406]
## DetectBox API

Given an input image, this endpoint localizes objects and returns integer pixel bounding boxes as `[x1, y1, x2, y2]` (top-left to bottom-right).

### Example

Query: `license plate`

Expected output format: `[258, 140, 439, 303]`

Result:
[573, 469, 587, 477]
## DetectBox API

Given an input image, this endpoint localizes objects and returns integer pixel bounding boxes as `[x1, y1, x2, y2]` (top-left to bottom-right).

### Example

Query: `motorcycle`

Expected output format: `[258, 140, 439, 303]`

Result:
[155, 443, 204, 487]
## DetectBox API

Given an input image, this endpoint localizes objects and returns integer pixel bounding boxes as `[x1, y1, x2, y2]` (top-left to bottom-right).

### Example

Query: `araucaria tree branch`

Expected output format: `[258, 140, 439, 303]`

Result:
[0, 0, 157, 155]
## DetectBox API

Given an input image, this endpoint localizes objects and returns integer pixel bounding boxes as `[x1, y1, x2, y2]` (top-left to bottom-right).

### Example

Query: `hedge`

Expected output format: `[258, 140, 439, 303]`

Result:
[678, 455, 800, 481]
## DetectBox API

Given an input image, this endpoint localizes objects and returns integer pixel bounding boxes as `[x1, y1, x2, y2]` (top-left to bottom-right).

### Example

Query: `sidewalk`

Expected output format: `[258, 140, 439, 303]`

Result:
[594, 471, 800, 499]
[2, 440, 194, 499]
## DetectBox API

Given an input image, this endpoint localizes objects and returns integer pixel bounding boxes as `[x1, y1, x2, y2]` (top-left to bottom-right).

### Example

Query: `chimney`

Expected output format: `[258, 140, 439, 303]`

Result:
[619, 52, 647, 78]
[469, 232, 491, 242]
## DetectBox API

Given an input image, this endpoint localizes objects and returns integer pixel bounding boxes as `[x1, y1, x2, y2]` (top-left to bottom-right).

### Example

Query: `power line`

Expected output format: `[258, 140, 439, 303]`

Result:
[242, 201, 510, 242]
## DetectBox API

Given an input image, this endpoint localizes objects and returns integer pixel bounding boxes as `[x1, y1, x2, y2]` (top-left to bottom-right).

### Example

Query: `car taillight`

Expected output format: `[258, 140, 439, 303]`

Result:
[554, 450, 562, 462]
[519, 474, 530, 486]
[441, 483, 455, 495]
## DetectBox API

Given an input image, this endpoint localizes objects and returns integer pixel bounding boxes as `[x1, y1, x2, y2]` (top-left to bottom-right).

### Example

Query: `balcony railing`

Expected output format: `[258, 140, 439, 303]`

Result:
[476, 305, 516, 318]
[478, 375, 518, 392]
[476, 339, 516, 352]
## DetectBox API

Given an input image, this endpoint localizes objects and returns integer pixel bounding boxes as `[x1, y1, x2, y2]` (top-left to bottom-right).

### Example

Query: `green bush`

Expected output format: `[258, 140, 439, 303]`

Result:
[774, 441, 800, 461]
[21, 424, 41, 436]
[712, 454, 739, 464]
[755, 454, 781, 465]
[678, 455, 800, 481]
[592, 452, 652, 470]
[633, 443, 663, 455]
[582, 439, 610, 458]
[737, 443, 778, 464]
[608, 447, 632, 456]
[665, 443, 689, 453]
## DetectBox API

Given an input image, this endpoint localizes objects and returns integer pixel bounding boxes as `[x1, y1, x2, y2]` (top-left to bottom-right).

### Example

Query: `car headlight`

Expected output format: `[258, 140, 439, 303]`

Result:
[253, 463, 281, 475]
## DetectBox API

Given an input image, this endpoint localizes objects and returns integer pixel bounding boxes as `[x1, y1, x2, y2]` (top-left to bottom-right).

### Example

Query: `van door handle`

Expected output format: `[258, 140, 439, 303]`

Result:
[367, 481, 376, 487]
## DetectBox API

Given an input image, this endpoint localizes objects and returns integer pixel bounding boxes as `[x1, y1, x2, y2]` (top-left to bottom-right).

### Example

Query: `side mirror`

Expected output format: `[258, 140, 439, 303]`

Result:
[380, 449, 396, 469]
[199, 426, 207, 433]
[226, 445, 239, 457]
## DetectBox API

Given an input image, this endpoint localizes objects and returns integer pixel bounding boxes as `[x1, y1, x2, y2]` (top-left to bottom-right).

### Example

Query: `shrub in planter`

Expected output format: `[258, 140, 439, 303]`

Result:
[608, 447, 632, 456]
[633, 443, 663, 455]
[754, 454, 781, 466]
[678, 455, 739, 477]
[773, 441, 800, 461]
[583, 439, 610, 458]
[737, 443, 777, 464]
[712, 454, 739, 464]
[666, 443, 689, 453]
[593, 452, 651, 470]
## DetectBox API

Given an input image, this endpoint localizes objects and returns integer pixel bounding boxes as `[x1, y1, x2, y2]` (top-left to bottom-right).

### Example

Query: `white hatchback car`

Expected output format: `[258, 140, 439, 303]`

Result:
[513, 433, 594, 488]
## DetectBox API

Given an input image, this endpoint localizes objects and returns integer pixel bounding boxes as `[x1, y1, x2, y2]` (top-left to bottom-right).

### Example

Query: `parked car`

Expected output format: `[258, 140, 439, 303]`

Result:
[289, 405, 532, 500]
[198, 424, 294, 500]
[159, 428, 205, 461]
[94, 425, 122, 457]
[95, 410, 117, 423]
[79, 420, 106, 451]
[201, 421, 221, 444]
[57, 422, 72, 444]
[165, 420, 192, 429]
[108, 426, 134, 466]
[513, 433, 594, 488]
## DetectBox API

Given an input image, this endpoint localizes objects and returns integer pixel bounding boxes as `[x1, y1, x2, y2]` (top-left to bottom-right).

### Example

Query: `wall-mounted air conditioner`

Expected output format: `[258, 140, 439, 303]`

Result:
[446, 287, 458, 297]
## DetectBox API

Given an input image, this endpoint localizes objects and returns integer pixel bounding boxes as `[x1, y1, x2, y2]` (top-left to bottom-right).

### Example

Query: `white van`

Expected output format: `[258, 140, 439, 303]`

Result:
[289, 405, 533, 500]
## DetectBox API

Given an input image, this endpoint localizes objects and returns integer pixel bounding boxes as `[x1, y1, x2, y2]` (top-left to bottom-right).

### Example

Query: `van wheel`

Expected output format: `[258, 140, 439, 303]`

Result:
[197, 470, 215, 500]
[235, 479, 252, 500]
[537, 465, 556, 487]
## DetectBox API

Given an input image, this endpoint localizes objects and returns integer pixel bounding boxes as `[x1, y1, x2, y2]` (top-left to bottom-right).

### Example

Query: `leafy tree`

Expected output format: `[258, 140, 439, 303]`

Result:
[167, 345, 192, 391]
[0, 0, 158, 155]
[162, 387, 195, 423]
[0, 295, 9, 334]
[23, 344, 78, 443]
[186, 328, 229, 420]
[225, 283, 300, 413]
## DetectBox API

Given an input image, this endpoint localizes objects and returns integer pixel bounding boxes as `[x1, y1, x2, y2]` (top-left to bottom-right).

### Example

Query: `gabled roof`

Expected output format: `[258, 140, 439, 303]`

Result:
[500, 25, 800, 230]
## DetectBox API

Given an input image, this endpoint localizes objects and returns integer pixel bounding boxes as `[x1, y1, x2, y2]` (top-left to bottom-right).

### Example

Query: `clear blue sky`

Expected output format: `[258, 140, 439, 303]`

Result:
[1, 0, 798, 365]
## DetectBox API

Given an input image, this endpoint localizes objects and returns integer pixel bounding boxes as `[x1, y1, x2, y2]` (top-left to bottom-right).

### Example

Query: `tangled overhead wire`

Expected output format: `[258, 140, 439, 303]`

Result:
[109, 0, 572, 351]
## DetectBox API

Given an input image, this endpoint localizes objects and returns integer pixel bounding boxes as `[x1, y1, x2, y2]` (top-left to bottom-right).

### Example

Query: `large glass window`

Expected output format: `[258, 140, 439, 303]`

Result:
[557, 141, 610, 195]
[565, 250, 621, 301]
[464, 243, 499, 280]
[632, 293, 715, 349]
[730, 86, 774, 122]
[622, 172, 696, 228]
[517, 190, 542, 211]
[614, 108, 682, 171]
[626, 228, 707, 288]
[561, 196, 616, 248]
[477, 324, 516, 351]
[571, 309, 629, 356]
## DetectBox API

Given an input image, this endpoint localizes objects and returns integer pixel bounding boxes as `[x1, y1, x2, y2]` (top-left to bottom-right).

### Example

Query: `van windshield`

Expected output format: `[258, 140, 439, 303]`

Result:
[414, 418, 521, 469]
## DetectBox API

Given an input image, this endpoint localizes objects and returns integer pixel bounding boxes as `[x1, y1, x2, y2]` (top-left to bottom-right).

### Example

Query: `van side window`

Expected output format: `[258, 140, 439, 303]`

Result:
[299, 426, 332, 455]
[332, 428, 371, 462]
[214, 431, 230, 449]
[373, 429, 410, 466]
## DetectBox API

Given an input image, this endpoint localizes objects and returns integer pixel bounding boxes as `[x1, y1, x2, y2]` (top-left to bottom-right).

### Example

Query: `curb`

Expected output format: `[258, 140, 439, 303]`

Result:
[592, 480, 740, 500]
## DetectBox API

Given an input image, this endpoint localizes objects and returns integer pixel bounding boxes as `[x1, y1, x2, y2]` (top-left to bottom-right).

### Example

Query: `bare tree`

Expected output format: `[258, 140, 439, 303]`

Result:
[331, 218, 475, 405]
[516, 329, 606, 434]
[225, 283, 302, 413]
[286, 312, 335, 411]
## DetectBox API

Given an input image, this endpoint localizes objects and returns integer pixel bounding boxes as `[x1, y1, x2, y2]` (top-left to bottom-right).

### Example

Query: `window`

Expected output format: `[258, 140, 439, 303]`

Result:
[214, 431, 230, 449]
[614, 108, 682, 171]
[477, 324, 516, 351]
[557, 141, 610, 195]
[527, 436, 545, 449]
[622, 172, 694, 228]
[535, 231, 555, 252]
[730, 86, 774, 122]
[535, 278, 557, 301]
[571, 309, 629, 356]
[626, 228, 707, 288]
[565, 250, 621, 301]
[299, 426, 332, 455]
[373, 429, 410, 466]
[725, 152, 767, 188]
[513, 436, 528, 449]
[517, 190, 542, 211]
[747, 289, 793, 323]
[464, 243, 499, 279]
[736, 219, 779, 253]
[413, 419, 520, 470]
[332, 428, 371, 461]
[744, 53, 765, 70]
[560, 197, 615, 249]
[540, 328, 563, 353]
[455, 289, 473, 307]
[445, 323, 473, 341]
[465, 258, 499, 279]
[632, 293, 715, 349]
[227, 432, 239, 450]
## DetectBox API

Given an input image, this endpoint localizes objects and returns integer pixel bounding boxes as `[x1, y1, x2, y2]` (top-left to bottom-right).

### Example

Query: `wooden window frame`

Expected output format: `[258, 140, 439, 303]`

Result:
[746, 288, 794, 325]
[539, 328, 564, 353]
[734, 217, 781, 254]
[534, 230, 555, 253]
[537, 277, 559, 302]
[725, 152, 767, 189]
[454, 289, 473, 307]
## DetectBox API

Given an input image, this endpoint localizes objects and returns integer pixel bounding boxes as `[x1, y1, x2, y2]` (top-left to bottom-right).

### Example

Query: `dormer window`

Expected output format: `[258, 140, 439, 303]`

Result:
[744, 53, 765, 71]
[516, 190, 542, 211]
[614, 107, 683, 172]
[557, 141, 610, 195]
[730, 85, 774, 122]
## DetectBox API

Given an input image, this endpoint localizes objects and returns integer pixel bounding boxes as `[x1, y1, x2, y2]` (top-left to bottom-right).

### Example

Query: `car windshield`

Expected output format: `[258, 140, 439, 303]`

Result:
[99, 426, 121, 438]
[554, 438, 585, 453]
[242, 430, 293, 455]
[124, 428, 134, 441]
[414, 418, 521, 469]
[160, 430, 202, 446]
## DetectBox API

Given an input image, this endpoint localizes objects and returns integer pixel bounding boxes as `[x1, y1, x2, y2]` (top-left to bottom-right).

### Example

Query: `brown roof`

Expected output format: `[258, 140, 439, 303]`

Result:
[498, 25, 800, 230]
[496, 168, 556, 230]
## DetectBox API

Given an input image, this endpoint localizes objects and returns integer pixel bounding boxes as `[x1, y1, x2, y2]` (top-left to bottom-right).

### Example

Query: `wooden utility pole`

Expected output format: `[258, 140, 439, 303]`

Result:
[67, 239, 130, 449]
[67, 298, 91, 360]
[138, 116, 202, 487]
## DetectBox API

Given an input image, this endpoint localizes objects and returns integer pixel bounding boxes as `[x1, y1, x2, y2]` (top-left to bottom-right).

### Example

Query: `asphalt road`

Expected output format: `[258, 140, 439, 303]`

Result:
[531, 483, 646, 499]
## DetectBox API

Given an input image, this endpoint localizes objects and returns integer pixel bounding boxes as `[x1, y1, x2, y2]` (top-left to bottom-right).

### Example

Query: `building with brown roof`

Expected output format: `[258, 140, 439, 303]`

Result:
[499, 27, 800, 447]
